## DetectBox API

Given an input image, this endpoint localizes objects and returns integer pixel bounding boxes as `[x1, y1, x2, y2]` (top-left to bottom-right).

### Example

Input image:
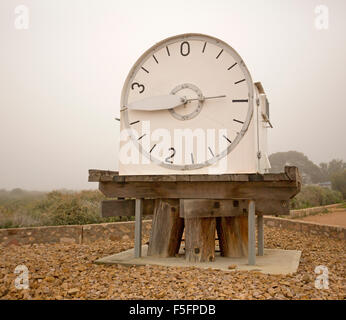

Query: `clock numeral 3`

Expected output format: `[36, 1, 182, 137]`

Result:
[165, 147, 176, 164]
[180, 41, 190, 56]
[131, 82, 145, 94]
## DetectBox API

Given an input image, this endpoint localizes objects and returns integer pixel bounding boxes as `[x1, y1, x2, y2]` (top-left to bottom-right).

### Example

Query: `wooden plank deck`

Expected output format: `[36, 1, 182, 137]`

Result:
[89, 166, 299, 183]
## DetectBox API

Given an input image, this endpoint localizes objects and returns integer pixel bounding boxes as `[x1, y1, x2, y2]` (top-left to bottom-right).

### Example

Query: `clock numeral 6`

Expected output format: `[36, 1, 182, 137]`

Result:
[180, 41, 190, 56]
[131, 82, 145, 94]
[165, 147, 176, 164]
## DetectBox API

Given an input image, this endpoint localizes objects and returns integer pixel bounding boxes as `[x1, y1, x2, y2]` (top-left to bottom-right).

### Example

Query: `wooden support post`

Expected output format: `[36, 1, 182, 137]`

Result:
[248, 200, 256, 265]
[216, 216, 248, 257]
[257, 213, 264, 256]
[147, 199, 184, 257]
[185, 218, 216, 262]
[134, 198, 143, 258]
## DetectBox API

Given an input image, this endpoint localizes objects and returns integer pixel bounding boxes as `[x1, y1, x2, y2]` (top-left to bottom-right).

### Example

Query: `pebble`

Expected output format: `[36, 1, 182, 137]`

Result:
[0, 228, 344, 300]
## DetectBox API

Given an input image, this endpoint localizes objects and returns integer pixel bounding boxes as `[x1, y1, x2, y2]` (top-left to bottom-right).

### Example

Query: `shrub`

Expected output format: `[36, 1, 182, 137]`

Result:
[0, 189, 107, 228]
[331, 170, 346, 199]
[0, 186, 343, 229]
[290, 185, 343, 209]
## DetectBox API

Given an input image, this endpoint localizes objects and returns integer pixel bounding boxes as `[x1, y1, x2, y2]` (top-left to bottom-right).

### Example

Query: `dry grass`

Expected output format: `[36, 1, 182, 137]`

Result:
[0, 186, 343, 229]
[0, 189, 132, 229]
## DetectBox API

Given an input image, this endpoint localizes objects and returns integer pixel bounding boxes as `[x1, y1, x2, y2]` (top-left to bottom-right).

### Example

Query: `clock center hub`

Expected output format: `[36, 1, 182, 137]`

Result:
[169, 83, 204, 121]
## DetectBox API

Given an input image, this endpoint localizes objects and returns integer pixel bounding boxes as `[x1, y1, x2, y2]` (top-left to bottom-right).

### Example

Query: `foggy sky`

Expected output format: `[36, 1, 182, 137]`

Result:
[0, 0, 345, 190]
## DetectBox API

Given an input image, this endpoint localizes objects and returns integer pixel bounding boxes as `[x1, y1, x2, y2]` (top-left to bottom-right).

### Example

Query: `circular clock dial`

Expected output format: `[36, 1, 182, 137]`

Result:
[121, 33, 254, 171]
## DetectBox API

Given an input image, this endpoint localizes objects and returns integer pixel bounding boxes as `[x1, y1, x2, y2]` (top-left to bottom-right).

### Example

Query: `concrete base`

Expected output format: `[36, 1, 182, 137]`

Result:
[95, 245, 301, 275]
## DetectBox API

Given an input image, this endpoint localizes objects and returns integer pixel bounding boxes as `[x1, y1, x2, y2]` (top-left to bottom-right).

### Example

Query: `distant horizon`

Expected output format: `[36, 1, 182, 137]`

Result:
[0, 150, 343, 192]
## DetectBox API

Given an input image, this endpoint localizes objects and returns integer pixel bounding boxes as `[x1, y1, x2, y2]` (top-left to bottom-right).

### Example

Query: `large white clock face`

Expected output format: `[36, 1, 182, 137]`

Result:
[120, 33, 254, 171]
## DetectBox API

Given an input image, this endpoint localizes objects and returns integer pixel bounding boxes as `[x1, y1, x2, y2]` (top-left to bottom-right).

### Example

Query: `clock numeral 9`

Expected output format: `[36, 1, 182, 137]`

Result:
[180, 41, 190, 56]
[131, 82, 145, 94]
[165, 147, 176, 164]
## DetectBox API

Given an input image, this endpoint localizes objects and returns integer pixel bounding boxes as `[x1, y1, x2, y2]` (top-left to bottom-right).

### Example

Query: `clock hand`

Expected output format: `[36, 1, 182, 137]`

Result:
[184, 95, 226, 103]
[126, 94, 227, 111]
[127, 94, 185, 111]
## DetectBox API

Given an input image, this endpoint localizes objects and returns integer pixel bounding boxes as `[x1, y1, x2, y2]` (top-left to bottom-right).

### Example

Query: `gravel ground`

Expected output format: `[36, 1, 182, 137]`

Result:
[0, 226, 345, 300]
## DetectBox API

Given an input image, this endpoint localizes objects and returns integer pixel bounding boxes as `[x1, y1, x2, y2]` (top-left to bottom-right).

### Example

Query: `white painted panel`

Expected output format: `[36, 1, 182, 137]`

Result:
[118, 34, 269, 175]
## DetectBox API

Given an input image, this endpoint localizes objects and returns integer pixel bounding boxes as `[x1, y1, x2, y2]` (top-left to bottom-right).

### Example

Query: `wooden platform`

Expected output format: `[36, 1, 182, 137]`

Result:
[89, 166, 299, 184]
[88, 166, 301, 266]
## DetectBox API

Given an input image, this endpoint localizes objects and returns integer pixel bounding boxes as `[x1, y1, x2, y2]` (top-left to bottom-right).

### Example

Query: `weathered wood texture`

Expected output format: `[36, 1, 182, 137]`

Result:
[99, 182, 297, 215]
[180, 199, 288, 218]
[89, 166, 300, 183]
[94, 167, 300, 212]
[216, 216, 248, 257]
[184, 217, 216, 262]
[99, 181, 296, 197]
[101, 199, 155, 217]
[181, 199, 248, 218]
[102, 198, 289, 218]
[147, 199, 184, 257]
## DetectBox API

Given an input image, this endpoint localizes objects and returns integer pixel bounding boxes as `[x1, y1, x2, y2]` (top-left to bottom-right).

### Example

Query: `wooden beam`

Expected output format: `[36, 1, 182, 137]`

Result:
[101, 199, 155, 217]
[89, 166, 300, 183]
[102, 198, 290, 218]
[185, 217, 216, 262]
[147, 199, 184, 257]
[99, 181, 299, 202]
[181, 199, 247, 218]
[255, 199, 290, 215]
[180, 198, 291, 217]
[216, 216, 248, 257]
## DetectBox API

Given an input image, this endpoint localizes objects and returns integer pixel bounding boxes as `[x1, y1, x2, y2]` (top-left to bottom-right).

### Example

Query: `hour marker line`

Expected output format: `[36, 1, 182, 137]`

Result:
[137, 134, 146, 140]
[235, 79, 245, 84]
[223, 135, 232, 144]
[232, 99, 248, 103]
[216, 49, 223, 59]
[141, 66, 149, 73]
[166, 46, 170, 56]
[153, 55, 159, 64]
[149, 144, 156, 153]
[233, 119, 244, 124]
[129, 120, 140, 125]
[202, 42, 207, 53]
[228, 62, 237, 70]
[191, 153, 194, 164]
[208, 147, 214, 157]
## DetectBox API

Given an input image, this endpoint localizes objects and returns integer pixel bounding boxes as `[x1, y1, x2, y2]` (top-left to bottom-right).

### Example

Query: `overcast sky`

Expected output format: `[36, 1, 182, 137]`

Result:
[0, 0, 345, 190]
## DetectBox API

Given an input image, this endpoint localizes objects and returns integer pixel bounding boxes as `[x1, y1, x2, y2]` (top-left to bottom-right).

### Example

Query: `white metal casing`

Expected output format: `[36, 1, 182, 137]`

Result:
[118, 34, 271, 175]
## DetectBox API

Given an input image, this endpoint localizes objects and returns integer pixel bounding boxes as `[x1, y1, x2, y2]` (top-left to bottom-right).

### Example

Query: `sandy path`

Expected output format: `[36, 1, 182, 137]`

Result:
[298, 209, 346, 227]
